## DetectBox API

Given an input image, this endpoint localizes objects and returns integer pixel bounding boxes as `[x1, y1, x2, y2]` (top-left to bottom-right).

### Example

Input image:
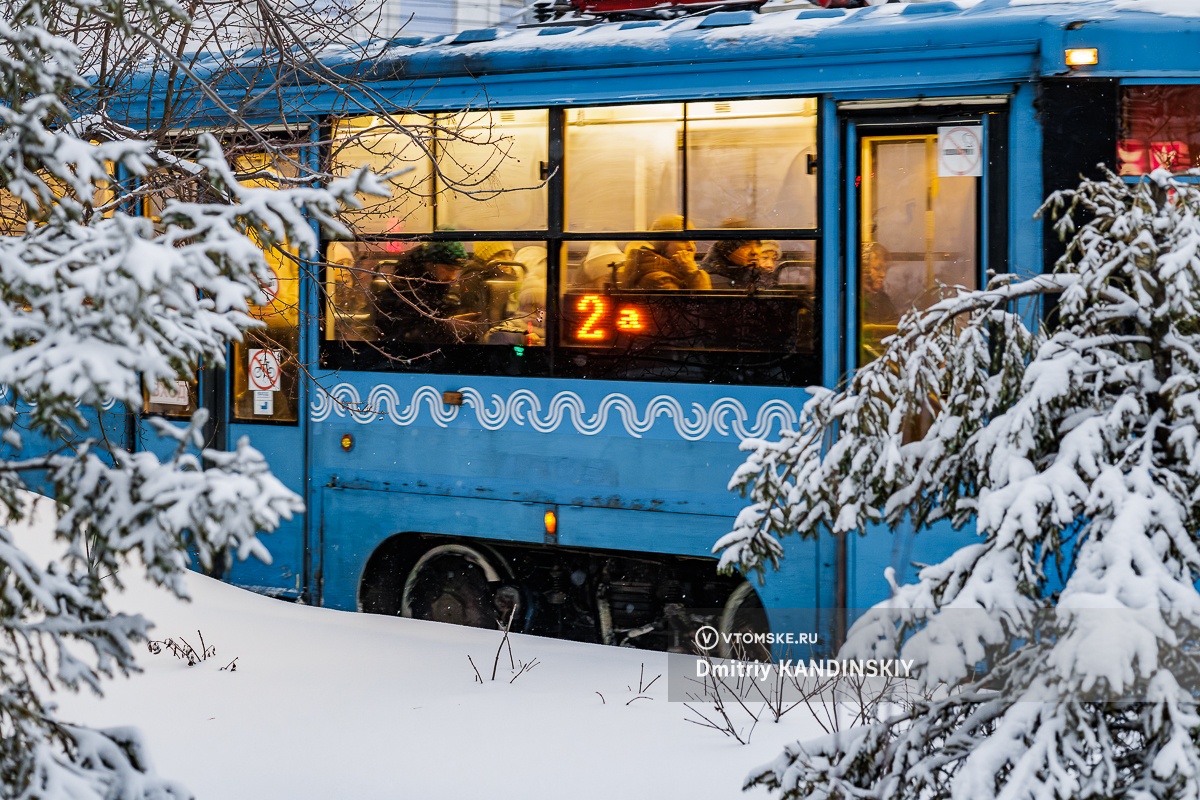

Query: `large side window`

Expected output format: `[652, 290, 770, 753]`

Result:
[330, 110, 548, 235]
[322, 100, 820, 386]
[564, 99, 817, 232]
[323, 111, 550, 369]
[1120, 85, 1200, 175]
[558, 99, 819, 385]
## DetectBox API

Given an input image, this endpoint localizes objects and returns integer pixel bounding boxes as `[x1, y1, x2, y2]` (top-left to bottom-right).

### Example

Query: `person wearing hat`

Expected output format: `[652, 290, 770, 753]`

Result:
[703, 238, 766, 289]
[577, 241, 625, 288]
[459, 240, 520, 318]
[472, 241, 515, 266]
[622, 214, 712, 291]
[758, 240, 781, 273]
[372, 240, 478, 343]
[701, 218, 767, 289]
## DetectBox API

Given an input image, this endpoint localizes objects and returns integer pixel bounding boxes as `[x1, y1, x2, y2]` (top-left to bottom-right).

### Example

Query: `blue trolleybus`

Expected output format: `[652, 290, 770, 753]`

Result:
[119, 0, 1200, 651]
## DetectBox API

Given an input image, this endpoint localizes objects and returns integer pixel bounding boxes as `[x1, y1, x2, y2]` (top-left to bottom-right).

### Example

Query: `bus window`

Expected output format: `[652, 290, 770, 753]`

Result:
[565, 99, 818, 233]
[858, 134, 978, 364]
[559, 239, 816, 355]
[0, 188, 26, 236]
[435, 109, 549, 232]
[323, 240, 548, 349]
[330, 110, 549, 235]
[565, 104, 683, 233]
[685, 98, 818, 230]
[1120, 85, 1200, 175]
[330, 115, 435, 235]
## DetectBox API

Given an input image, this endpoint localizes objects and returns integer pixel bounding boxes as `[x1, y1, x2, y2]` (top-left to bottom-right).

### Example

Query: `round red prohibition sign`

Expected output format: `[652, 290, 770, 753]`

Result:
[941, 126, 982, 176]
[249, 349, 281, 392]
[255, 269, 280, 306]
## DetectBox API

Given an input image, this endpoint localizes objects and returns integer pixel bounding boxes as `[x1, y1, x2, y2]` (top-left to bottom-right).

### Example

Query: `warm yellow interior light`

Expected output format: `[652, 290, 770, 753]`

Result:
[1065, 48, 1099, 67]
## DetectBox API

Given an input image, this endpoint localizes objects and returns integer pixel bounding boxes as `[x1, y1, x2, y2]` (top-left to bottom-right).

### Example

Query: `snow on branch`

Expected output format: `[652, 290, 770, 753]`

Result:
[724, 168, 1200, 800]
[0, 0, 378, 795]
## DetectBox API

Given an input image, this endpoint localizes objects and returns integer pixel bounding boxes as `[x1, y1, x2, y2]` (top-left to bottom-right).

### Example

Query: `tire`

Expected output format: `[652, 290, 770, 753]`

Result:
[716, 581, 771, 661]
[400, 543, 506, 630]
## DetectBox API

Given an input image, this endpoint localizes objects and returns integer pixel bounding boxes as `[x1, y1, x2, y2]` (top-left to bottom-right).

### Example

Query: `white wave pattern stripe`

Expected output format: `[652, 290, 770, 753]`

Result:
[311, 383, 799, 440]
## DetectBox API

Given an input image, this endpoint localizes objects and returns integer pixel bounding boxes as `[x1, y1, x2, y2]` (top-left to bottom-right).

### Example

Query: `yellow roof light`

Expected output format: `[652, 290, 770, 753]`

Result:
[1065, 48, 1099, 67]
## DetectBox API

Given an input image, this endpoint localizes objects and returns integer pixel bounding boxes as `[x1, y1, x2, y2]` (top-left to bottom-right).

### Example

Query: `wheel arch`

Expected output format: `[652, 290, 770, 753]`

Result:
[357, 532, 514, 616]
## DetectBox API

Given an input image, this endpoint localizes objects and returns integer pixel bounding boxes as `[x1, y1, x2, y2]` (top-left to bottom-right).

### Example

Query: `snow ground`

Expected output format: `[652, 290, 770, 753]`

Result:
[13, 500, 814, 799]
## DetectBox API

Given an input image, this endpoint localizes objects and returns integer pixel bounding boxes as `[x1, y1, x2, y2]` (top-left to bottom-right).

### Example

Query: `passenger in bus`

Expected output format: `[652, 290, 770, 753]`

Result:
[577, 241, 625, 288]
[372, 241, 477, 343]
[514, 245, 548, 344]
[703, 239, 767, 289]
[621, 214, 712, 290]
[758, 240, 781, 273]
[461, 240, 520, 320]
[327, 243, 377, 341]
[483, 245, 547, 346]
[861, 242, 899, 324]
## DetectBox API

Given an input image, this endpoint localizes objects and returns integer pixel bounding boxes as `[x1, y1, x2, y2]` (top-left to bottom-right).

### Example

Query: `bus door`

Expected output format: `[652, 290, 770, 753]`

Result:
[851, 118, 990, 364]
[223, 240, 308, 599]
[133, 146, 309, 597]
[843, 106, 1005, 608]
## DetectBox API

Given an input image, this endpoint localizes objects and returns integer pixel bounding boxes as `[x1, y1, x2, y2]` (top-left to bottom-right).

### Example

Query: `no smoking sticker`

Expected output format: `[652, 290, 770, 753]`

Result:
[937, 125, 983, 177]
[248, 348, 282, 392]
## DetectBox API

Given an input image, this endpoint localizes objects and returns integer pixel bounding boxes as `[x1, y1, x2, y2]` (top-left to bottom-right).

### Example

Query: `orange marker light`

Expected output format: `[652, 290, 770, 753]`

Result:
[616, 307, 645, 332]
[575, 294, 608, 341]
[340, 433, 354, 452]
[1065, 48, 1098, 67]
[544, 510, 557, 536]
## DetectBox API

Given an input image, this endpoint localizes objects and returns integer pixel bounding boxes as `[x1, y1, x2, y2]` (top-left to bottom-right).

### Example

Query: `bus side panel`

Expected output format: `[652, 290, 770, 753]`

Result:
[310, 373, 806, 516]
[225, 424, 306, 597]
[321, 487, 549, 611]
[8, 402, 130, 497]
[847, 517, 976, 614]
[311, 373, 821, 615]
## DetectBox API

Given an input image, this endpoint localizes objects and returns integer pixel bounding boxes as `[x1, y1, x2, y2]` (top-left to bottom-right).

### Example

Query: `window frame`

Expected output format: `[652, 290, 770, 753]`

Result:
[318, 99, 824, 388]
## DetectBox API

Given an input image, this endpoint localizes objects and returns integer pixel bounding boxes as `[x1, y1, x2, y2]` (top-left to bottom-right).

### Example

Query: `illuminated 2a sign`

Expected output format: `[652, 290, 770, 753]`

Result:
[570, 294, 651, 343]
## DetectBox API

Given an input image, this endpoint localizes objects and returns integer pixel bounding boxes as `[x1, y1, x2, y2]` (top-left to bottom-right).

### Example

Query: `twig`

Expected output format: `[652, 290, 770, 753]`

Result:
[468, 655, 483, 684]
[626, 695, 651, 705]
[491, 606, 516, 682]
[596, 691, 605, 704]
[509, 658, 539, 684]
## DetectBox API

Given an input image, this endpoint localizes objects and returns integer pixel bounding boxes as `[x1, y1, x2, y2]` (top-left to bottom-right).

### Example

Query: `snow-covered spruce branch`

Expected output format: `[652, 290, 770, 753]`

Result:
[0, 1, 381, 796]
[719, 168, 1200, 800]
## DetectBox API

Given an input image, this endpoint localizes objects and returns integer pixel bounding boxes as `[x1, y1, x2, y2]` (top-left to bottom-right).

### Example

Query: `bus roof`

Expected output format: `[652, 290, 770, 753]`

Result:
[121, 0, 1200, 125]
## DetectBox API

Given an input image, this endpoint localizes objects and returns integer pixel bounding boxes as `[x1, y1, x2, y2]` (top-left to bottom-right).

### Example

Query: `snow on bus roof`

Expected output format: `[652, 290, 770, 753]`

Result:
[345, 0, 1193, 71]
[115, 0, 1200, 119]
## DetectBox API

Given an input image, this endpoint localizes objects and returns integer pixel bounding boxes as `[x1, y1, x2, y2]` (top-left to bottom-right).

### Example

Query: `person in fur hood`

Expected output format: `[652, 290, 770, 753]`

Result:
[621, 215, 712, 291]
[702, 237, 770, 289]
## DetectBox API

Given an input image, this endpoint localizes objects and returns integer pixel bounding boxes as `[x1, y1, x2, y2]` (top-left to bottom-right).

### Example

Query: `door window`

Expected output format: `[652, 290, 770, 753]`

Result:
[858, 132, 979, 363]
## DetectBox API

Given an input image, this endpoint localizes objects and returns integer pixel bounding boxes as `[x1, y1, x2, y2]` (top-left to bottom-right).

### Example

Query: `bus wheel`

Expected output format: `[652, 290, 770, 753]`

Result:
[717, 581, 771, 661]
[400, 544, 504, 629]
